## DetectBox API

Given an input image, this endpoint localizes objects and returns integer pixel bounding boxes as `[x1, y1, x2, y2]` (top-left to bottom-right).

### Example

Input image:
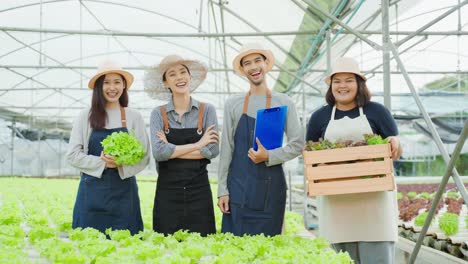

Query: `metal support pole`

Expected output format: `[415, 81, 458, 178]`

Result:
[0, 26, 323, 38]
[198, 0, 204, 32]
[409, 121, 468, 264]
[302, 80, 306, 128]
[388, 41, 468, 202]
[39, 0, 43, 66]
[218, 0, 231, 94]
[37, 130, 42, 176]
[326, 30, 331, 75]
[59, 132, 62, 177]
[382, 0, 392, 110]
[10, 120, 15, 176]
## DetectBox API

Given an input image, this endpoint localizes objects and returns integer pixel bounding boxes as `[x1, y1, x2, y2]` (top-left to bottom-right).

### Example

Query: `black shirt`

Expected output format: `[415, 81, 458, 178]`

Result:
[305, 101, 399, 142]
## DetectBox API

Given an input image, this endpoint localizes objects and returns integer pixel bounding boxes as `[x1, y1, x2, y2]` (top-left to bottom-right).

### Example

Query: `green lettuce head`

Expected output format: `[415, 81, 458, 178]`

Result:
[101, 130, 145, 166]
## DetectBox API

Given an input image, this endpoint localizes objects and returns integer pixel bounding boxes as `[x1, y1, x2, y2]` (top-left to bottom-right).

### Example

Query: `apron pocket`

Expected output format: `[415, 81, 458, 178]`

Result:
[84, 176, 112, 213]
[245, 176, 271, 211]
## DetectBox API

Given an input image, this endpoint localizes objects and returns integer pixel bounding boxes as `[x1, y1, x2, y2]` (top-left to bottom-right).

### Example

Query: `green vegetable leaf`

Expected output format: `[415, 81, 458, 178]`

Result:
[101, 130, 145, 165]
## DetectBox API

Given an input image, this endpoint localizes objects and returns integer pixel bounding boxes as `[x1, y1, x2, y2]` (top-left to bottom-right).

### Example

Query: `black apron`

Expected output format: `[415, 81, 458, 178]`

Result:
[221, 91, 287, 236]
[72, 107, 143, 235]
[152, 103, 216, 236]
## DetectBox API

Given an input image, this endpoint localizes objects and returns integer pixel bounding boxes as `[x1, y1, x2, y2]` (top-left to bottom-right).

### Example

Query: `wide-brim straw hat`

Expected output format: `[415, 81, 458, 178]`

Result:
[232, 42, 275, 76]
[324, 57, 367, 86]
[88, 60, 134, 89]
[144, 55, 208, 100]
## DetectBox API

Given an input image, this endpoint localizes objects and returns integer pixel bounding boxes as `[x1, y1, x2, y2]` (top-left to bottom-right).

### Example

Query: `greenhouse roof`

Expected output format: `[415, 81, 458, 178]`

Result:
[0, 0, 466, 135]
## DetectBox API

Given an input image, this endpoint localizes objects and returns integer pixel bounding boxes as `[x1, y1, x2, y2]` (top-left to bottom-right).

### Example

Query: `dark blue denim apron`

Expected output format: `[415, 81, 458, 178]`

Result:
[221, 91, 287, 236]
[153, 103, 216, 236]
[72, 107, 143, 235]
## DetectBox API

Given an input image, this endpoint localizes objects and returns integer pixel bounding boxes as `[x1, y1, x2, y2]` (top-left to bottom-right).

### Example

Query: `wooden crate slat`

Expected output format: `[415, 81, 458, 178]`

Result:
[306, 160, 391, 180]
[303, 144, 391, 164]
[307, 176, 394, 196]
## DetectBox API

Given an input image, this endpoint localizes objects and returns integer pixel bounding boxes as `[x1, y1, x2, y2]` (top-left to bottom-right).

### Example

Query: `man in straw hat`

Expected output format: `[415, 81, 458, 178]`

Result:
[144, 55, 219, 236]
[217, 43, 304, 236]
[67, 59, 150, 235]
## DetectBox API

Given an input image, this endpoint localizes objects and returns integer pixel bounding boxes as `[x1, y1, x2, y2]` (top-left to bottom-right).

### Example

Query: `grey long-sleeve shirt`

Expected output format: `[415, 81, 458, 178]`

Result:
[150, 97, 219, 162]
[66, 107, 150, 179]
[217, 92, 304, 197]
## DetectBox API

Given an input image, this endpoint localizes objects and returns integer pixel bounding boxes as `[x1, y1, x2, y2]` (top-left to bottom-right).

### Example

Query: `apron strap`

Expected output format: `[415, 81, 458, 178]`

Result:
[197, 102, 205, 135]
[359, 107, 364, 116]
[242, 93, 250, 114]
[330, 106, 337, 120]
[266, 89, 272, 108]
[120, 107, 127, 128]
[242, 89, 272, 114]
[160, 105, 170, 134]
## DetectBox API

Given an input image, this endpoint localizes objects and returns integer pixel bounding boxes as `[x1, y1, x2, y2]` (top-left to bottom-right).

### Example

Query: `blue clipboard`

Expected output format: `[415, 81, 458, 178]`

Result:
[253, 106, 288, 151]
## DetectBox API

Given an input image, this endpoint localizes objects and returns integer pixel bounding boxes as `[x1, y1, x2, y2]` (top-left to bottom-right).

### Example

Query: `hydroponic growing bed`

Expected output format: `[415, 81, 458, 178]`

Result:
[397, 183, 468, 261]
[0, 177, 352, 264]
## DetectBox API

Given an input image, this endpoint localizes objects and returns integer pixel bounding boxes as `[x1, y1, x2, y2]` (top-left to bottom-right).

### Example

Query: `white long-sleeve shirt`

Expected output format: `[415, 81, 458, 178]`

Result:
[66, 107, 150, 179]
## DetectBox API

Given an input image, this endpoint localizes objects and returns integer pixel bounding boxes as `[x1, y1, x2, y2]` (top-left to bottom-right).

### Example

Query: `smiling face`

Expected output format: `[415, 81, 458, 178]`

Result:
[102, 73, 125, 106]
[331, 72, 358, 108]
[163, 64, 192, 96]
[240, 53, 268, 86]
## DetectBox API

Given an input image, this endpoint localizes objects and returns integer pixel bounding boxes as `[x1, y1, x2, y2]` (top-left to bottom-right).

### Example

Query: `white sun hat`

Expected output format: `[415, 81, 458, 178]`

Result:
[144, 55, 208, 100]
[324, 57, 367, 86]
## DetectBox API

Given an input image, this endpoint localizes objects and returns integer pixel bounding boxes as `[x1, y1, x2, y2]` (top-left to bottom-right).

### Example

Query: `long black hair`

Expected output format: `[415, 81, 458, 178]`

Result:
[89, 74, 129, 129]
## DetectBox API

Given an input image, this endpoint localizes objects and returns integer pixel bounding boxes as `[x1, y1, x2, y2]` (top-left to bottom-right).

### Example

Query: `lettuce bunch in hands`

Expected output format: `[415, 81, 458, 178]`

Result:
[101, 131, 145, 166]
[305, 134, 389, 151]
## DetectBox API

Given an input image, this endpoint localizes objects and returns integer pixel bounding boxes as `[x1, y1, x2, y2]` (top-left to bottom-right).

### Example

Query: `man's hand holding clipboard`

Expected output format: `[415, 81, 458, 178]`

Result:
[248, 138, 269, 164]
[248, 106, 288, 164]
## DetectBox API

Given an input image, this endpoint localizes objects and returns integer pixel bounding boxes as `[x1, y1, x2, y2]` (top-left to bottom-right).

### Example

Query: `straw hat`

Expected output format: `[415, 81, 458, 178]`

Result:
[324, 57, 367, 86]
[144, 55, 208, 100]
[88, 60, 134, 89]
[232, 42, 275, 76]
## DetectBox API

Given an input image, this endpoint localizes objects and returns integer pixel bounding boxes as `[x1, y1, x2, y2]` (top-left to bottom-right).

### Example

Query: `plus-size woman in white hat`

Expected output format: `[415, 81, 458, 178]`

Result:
[306, 57, 402, 263]
[145, 55, 219, 236]
[67, 60, 150, 235]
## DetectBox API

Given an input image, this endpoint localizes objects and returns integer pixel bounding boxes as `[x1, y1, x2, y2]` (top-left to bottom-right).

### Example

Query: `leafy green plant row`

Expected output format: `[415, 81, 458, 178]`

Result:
[0, 178, 353, 264]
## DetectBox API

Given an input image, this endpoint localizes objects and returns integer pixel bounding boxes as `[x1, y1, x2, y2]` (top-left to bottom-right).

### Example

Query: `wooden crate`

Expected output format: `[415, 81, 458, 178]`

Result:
[303, 144, 395, 196]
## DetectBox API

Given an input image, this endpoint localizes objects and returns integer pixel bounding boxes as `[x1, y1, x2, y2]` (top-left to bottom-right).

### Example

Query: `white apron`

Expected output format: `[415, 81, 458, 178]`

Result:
[318, 106, 398, 243]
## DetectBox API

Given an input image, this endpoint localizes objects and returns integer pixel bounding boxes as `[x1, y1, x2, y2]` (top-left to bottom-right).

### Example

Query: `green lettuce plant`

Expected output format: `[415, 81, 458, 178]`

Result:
[439, 213, 459, 236]
[101, 131, 145, 165]
[414, 212, 433, 227]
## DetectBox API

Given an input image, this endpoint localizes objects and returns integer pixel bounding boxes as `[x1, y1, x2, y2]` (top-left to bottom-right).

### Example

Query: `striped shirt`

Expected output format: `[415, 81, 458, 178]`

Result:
[150, 97, 219, 162]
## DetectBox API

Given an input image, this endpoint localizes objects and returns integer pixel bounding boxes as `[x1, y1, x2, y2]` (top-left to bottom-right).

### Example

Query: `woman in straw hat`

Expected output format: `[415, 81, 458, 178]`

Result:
[217, 42, 303, 236]
[144, 55, 219, 236]
[306, 57, 402, 263]
[67, 60, 150, 235]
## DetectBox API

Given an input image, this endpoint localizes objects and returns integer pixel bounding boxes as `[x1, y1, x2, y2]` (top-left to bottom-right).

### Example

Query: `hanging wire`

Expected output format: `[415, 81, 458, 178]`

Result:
[395, 2, 399, 71]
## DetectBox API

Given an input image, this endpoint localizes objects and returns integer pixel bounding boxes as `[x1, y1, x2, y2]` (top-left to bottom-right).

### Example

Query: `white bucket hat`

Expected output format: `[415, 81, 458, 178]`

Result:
[232, 42, 275, 76]
[144, 55, 208, 100]
[324, 57, 367, 86]
[88, 60, 134, 89]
